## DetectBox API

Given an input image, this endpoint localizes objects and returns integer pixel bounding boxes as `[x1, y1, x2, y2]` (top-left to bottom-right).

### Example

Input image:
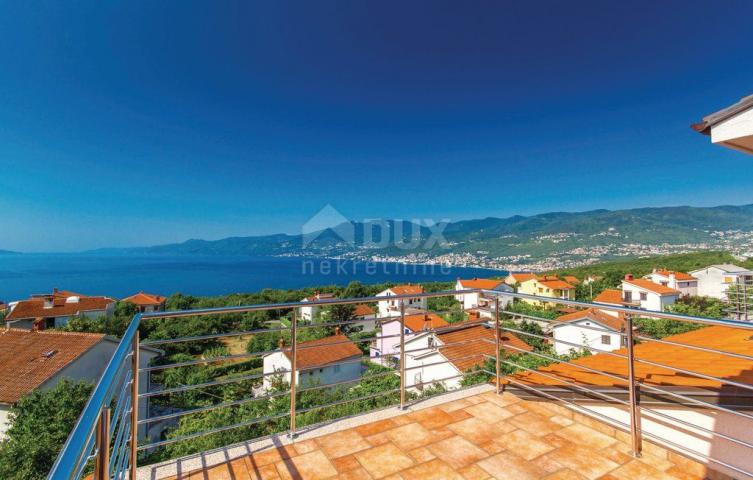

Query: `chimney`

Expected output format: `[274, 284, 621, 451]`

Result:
[652, 268, 657, 274]
[53, 288, 58, 294]
[424, 313, 431, 330]
[335, 326, 341, 335]
[625, 274, 634, 281]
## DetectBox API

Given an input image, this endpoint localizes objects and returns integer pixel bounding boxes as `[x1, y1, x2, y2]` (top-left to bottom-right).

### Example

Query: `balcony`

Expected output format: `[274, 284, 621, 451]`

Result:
[49, 290, 753, 480]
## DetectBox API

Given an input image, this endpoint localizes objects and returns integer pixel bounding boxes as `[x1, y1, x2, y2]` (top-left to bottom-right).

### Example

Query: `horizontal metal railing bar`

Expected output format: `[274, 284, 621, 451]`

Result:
[402, 353, 487, 375]
[499, 326, 629, 357]
[140, 369, 293, 398]
[137, 411, 291, 451]
[139, 289, 483, 320]
[498, 358, 630, 407]
[295, 370, 398, 394]
[48, 313, 143, 480]
[138, 389, 290, 425]
[295, 388, 400, 415]
[484, 290, 753, 330]
[405, 372, 466, 390]
[142, 325, 292, 346]
[636, 381, 753, 423]
[640, 405, 753, 450]
[500, 310, 630, 337]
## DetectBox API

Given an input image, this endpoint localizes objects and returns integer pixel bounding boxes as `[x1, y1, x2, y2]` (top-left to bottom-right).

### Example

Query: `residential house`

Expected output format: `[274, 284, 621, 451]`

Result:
[370, 312, 448, 365]
[376, 285, 426, 317]
[692, 93, 753, 155]
[511, 325, 753, 479]
[644, 269, 698, 297]
[689, 264, 753, 300]
[5, 289, 115, 330]
[262, 332, 362, 390]
[352, 303, 377, 331]
[122, 291, 167, 313]
[583, 275, 603, 285]
[549, 308, 625, 356]
[592, 288, 631, 317]
[504, 272, 537, 286]
[403, 321, 532, 392]
[518, 275, 576, 306]
[563, 275, 580, 285]
[454, 278, 513, 318]
[0, 328, 160, 440]
[299, 292, 336, 322]
[621, 274, 679, 312]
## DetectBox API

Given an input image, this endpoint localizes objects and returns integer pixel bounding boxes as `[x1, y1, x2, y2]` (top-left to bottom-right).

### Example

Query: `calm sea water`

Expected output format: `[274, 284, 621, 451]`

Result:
[0, 254, 507, 301]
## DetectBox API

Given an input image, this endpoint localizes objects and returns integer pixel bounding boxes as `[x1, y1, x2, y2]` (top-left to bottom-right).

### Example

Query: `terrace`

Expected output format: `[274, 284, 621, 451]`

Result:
[48, 289, 753, 480]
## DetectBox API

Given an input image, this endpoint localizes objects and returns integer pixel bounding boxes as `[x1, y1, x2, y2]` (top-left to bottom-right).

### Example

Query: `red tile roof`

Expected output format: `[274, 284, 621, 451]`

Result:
[403, 312, 450, 332]
[6, 296, 114, 321]
[593, 289, 625, 305]
[537, 279, 576, 290]
[0, 329, 105, 404]
[512, 326, 753, 393]
[553, 308, 625, 332]
[652, 269, 696, 281]
[389, 285, 424, 295]
[283, 334, 362, 370]
[563, 276, 580, 285]
[353, 304, 375, 317]
[458, 278, 504, 290]
[304, 292, 336, 302]
[624, 278, 680, 296]
[506, 273, 537, 284]
[122, 292, 166, 306]
[436, 323, 532, 372]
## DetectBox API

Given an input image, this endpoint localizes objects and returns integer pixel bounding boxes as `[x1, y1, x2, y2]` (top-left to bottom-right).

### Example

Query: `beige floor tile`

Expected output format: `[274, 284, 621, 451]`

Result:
[489, 428, 556, 461]
[464, 403, 514, 423]
[509, 411, 564, 437]
[459, 463, 492, 480]
[607, 459, 677, 480]
[331, 454, 360, 473]
[386, 422, 435, 450]
[314, 429, 371, 458]
[275, 450, 338, 480]
[408, 446, 436, 463]
[541, 469, 587, 480]
[543, 444, 619, 480]
[398, 458, 464, 480]
[448, 417, 509, 444]
[426, 436, 489, 470]
[554, 424, 616, 451]
[355, 443, 415, 479]
[477, 451, 547, 480]
[354, 418, 399, 437]
[337, 466, 374, 479]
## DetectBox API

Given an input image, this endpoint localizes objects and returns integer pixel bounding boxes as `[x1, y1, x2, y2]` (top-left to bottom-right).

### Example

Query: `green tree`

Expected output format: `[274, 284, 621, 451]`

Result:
[0, 380, 93, 480]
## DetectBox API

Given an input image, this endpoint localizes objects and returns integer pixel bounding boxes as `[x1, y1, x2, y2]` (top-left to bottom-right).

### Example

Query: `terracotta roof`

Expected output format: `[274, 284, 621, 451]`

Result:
[552, 308, 625, 332]
[593, 289, 625, 305]
[537, 279, 576, 290]
[303, 292, 336, 302]
[6, 296, 114, 321]
[624, 278, 680, 296]
[283, 334, 362, 370]
[0, 329, 105, 404]
[513, 326, 753, 393]
[436, 323, 532, 372]
[353, 304, 375, 317]
[506, 273, 537, 284]
[402, 313, 449, 332]
[122, 292, 166, 306]
[651, 270, 696, 281]
[458, 278, 504, 290]
[563, 276, 579, 285]
[388, 285, 424, 295]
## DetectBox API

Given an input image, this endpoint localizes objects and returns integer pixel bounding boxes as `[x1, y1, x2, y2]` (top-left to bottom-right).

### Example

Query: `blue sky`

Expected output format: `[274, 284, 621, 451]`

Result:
[1, 1, 753, 252]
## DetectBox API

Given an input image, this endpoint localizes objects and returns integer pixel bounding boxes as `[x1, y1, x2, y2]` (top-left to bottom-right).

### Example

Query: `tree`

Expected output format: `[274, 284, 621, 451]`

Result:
[0, 380, 93, 480]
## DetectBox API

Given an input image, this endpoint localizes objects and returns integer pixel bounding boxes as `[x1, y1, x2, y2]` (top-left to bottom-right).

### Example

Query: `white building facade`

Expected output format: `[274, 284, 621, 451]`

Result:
[376, 285, 426, 317]
[689, 265, 753, 300]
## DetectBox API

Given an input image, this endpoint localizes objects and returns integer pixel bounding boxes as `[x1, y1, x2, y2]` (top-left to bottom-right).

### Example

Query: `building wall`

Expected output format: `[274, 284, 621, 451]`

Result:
[0, 406, 9, 441]
[551, 320, 622, 356]
[403, 336, 462, 392]
[518, 280, 574, 306]
[645, 273, 698, 297]
[299, 302, 318, 322]
[370, 319, 414, 364]
[692, 268, 736, 300]
[262, 352, 362, 390]
[377, 289, 426, 317]
[621, 283, 677, 312]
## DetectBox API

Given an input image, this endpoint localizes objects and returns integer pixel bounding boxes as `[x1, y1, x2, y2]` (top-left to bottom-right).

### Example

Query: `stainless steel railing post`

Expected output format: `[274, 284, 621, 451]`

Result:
[625, 313, 642, 457]
[130, 331, 139, 479]
[289, 308, 298, 438]
[495, 297, 501, 395]
[399, 300, 406, 409]
[95, 407, 111, 480]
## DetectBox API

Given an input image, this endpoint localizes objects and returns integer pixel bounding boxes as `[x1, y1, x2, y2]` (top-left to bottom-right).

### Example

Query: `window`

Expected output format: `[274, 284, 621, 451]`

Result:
[538, 287, 543, 293]
[640, 292, 647, 301]
[601, 335, 611, 345]
[333, 364, 341, 373]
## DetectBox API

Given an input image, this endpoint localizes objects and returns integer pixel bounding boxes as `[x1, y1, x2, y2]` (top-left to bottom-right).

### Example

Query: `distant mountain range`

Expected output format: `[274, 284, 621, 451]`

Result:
[85, 204, 753, 264]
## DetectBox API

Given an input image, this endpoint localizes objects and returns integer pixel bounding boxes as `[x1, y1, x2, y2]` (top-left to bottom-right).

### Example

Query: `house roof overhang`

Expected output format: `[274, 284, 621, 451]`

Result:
[693, 94, 753, 156]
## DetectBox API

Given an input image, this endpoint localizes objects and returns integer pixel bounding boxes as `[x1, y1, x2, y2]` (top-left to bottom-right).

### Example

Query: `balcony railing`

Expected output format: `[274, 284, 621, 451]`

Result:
[48, 288, 753, 480]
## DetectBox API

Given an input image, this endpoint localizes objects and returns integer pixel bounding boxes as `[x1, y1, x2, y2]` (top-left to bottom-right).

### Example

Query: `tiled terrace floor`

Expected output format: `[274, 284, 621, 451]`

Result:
[164, 391, 706, 480]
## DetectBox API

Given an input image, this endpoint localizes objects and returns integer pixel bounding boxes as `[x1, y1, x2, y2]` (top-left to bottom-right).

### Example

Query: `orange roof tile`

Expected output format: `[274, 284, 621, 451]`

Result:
[403, 313, 450, 332]
[304, 292, 336, 302]
[512, 326, 753, 393]
[458, 278, 504, 290]
[6, 296, 114, 321]
[389, 285, 424, 295]
[563, 276, 580, 285]
[553, 308, 625, 332]
[0, 329, 105, 404]
[593, 289, 625, 305]
[538, 279, 576, 290]
[507, 273, 537, 284]
[624, 278, 680, 296]
[353, 304, 375, 317]
[283, 334, 362, 370]
[122, 291, 166, 306]
[436, 323, 532, 372]
[653, 269, 696, 281]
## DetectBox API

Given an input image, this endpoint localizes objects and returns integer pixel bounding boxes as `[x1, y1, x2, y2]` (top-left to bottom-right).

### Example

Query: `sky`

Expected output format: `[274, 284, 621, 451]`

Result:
[1, 1, 753, 252]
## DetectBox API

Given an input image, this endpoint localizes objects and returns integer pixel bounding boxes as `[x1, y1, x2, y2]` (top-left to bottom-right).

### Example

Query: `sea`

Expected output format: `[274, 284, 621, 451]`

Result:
[0, 254, 507, 301]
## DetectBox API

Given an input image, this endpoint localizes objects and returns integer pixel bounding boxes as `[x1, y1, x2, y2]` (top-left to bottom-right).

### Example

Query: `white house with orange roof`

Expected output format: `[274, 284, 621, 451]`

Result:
[376, 284, 426, 317]
[504, 272, 537, 286]
[5, 289, 115, 330]
[454, 278, 512, 318]
[644, 269, 698, 297]
[299, 292, 336, 322]
[592, 288, 630, 317]
[621, 274, 679, 312]
[122, 291, 167, 313]
[549, 308, 626, 356]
